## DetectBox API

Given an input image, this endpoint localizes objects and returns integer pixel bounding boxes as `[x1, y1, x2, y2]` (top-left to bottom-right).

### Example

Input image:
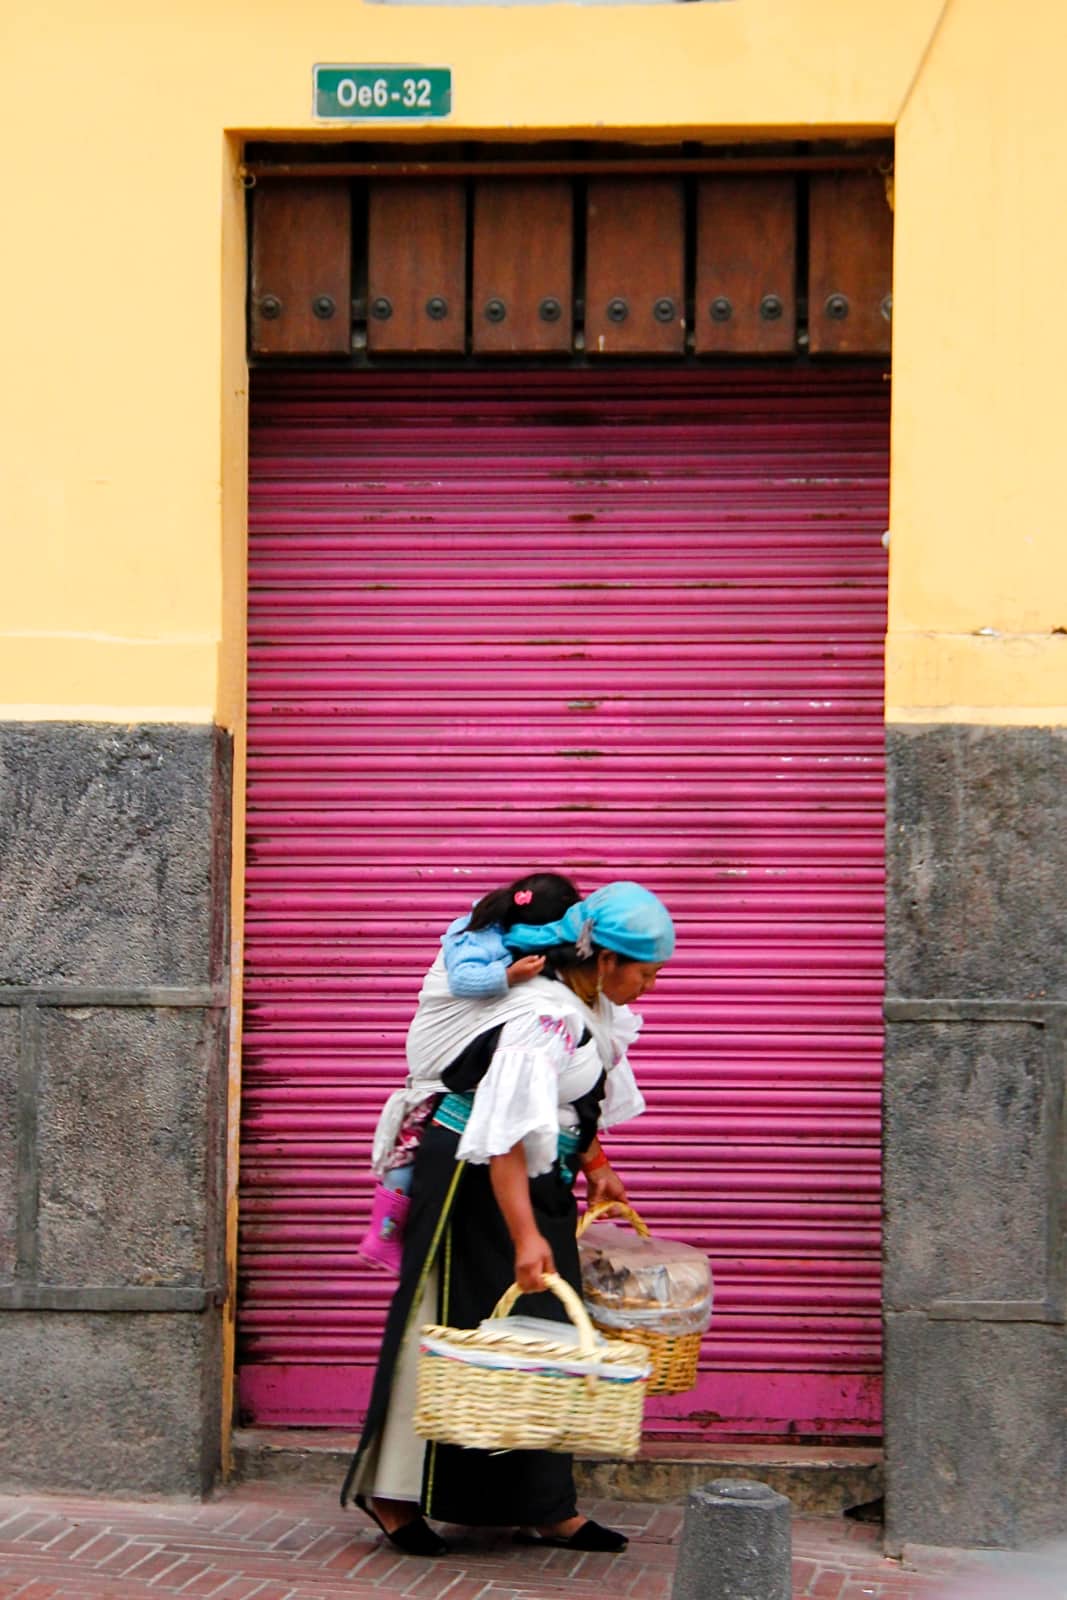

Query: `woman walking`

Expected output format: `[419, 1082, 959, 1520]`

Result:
[341, 880, 676, 1556]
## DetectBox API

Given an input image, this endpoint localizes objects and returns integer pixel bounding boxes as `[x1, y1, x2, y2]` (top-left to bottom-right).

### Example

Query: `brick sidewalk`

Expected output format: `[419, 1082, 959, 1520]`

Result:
[0, 1483, 976, 1600]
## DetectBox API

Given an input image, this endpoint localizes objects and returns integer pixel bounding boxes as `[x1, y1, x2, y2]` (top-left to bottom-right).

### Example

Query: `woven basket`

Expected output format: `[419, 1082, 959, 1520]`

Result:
[414, 1272, 650, 1458]
[578, 1202, 703, 1396]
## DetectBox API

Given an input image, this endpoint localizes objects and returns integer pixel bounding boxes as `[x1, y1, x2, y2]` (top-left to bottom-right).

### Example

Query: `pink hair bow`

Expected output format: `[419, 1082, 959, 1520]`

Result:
[514, 889, 534, 905]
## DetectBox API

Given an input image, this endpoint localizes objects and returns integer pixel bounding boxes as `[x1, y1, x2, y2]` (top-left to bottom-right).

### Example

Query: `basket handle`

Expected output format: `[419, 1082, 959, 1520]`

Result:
[577, 1200, 651, 1239]
[490, 1272, 598, 1362]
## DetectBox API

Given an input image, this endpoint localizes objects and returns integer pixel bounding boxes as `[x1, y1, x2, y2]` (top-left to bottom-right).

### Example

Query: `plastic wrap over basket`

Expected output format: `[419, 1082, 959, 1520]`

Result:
[578, 1203, 713, 1395]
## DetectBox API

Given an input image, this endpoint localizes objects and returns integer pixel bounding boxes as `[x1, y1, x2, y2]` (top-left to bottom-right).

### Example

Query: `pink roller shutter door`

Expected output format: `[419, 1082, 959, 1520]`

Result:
[239, 367, 889, 1438]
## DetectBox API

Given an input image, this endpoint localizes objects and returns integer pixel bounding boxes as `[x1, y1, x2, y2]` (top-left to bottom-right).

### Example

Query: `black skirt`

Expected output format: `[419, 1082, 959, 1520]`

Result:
[341, 1117, 583, 1527]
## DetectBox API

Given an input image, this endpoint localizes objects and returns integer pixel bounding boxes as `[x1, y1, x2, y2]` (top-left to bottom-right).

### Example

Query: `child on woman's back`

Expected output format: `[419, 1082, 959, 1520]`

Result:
[442, 871, 580, 998]
[377, 871, 580, 1196]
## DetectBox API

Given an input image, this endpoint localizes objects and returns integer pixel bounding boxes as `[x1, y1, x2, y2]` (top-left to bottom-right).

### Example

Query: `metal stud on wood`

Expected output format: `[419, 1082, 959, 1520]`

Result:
[809, 171, 893, 355]
[367, 180, 466, 354]
[695, 176, 796, 355]
[586, 177, 685, 354]
[250, 181, 351, 356]
[472, 178, 572, 354]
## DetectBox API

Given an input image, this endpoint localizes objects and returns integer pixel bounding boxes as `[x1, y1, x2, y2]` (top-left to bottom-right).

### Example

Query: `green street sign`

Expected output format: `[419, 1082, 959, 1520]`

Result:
[314, 65, 452, 121]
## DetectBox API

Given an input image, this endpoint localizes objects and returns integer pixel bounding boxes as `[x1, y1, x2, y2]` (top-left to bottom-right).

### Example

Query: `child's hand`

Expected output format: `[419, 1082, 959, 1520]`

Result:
[506, 954, 545, 987]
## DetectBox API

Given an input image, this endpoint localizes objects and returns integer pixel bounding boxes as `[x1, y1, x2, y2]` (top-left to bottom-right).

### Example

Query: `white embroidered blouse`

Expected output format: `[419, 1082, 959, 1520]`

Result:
[371, 967, 646, 1178]
[455, 987, 646, 1177]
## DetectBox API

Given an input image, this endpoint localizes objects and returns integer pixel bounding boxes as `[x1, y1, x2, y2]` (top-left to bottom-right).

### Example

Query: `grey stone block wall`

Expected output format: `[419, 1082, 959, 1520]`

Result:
[35, 1007, 222, 1288]
[884, 725, 1067, 1552]
[884, 1317, 1065, 1550]
[0, 724, 231, 1497]
[0, 1010, 19, 1283]
[0, 724, 230, 990]
[0, 1312, 222, 1496]
[886, 724, 1067, 1001]
[884, 1021, 1056, 1310]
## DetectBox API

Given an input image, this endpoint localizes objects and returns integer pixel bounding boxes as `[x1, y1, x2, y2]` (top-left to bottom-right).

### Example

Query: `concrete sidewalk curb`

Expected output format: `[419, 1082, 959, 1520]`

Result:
[231, 1427, 884, 1515]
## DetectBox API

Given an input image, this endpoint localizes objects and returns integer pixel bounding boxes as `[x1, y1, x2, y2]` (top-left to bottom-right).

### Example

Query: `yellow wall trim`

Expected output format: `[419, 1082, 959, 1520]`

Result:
[886, 633, 1067, 725]
[887, 709, 1067, 727]
[0, 706, 216, 724]
[0, 636, 217, 724]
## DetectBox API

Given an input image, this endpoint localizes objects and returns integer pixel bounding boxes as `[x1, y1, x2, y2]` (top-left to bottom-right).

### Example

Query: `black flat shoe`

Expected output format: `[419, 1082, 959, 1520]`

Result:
[354, 1493, 448, 1557]
[519, 1518, 629, 1553]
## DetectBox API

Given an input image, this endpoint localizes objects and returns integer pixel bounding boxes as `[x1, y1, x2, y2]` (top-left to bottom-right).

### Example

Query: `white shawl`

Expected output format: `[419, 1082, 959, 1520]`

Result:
[370, 958, 644, 1176]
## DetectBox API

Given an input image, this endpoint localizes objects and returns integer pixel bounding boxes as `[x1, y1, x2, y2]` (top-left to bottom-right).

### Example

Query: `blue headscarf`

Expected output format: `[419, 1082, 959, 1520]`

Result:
[504, 880, 675, 964]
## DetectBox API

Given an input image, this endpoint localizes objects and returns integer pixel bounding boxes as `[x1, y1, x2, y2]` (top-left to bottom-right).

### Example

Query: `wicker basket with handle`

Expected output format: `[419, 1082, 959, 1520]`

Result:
[414, 1271, 651, 1458]
[577, 1201, 706, 1396]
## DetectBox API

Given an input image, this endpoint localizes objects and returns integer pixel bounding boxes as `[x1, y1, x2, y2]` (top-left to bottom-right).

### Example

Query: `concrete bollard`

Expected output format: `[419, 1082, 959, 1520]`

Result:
[671, 1478, 792, 1600]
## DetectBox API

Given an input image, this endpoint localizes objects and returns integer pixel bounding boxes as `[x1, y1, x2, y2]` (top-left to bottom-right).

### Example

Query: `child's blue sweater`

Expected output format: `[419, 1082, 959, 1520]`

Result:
[441, 914, 511, 999]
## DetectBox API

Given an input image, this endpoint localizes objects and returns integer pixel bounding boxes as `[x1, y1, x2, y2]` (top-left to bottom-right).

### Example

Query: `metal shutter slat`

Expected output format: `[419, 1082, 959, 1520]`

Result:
[239, 367, 889, 1439]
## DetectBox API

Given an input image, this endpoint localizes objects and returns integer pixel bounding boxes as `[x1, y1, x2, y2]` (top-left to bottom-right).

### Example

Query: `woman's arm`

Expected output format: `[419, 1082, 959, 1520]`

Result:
[490, 1142, 556, 1292]
[455, 1010, 567, 1180]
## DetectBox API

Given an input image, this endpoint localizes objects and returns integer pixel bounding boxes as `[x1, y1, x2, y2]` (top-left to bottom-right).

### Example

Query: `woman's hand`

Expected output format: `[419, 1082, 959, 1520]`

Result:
[585, 1162, 628, 1209]
[514, 1229, 556, 1293]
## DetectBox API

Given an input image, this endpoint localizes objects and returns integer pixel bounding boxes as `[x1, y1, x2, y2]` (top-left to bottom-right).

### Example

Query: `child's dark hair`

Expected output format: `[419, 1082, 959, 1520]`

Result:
[467, 872, 580, 933]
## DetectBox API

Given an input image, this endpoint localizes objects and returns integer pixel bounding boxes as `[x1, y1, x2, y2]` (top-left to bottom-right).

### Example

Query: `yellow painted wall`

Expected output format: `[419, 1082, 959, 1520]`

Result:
[0, 0, 943, 725]
[2, 0, 1065, 729]
[888, 0, 1067, 723]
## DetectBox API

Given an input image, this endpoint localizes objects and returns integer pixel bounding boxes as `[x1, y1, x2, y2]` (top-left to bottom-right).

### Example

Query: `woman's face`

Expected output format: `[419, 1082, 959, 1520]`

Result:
[598, 952, 663, 1005]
